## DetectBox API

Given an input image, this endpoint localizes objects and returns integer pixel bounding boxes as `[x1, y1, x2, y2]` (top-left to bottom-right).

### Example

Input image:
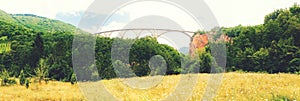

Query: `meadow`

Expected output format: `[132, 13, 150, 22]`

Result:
[0, 72, 299, 101]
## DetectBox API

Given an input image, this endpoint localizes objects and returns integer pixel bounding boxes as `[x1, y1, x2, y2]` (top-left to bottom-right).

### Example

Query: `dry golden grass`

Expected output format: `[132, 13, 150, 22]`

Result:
[196, 73, 300, 101]
[0, 80, 86, 101]
[0, 73, 299, 101]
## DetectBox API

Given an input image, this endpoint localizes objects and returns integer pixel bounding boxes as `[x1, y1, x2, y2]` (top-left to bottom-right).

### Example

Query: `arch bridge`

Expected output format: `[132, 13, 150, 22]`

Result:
[95, 28, 197, 38]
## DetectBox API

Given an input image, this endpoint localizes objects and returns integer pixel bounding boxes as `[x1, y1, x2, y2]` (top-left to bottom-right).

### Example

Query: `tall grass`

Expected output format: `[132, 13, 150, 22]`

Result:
[0, 73, 299, 100]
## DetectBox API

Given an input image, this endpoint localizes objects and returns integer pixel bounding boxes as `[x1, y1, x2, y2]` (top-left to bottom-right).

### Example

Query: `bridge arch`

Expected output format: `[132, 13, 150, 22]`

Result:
[95, 28, 197, 39]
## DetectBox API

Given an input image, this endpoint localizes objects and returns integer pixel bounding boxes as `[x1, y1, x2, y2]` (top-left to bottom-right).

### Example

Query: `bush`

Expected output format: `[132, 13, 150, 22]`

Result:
[296, 71, 300, 75]
[35, 58, 49, 82]
[1, 78, 8, 86]
[91, 71, 99, 81]
[180, 56, 199, 74]
[25, 79, 30, 89]
[44, 78, 50, 84]
[0, 69, 15, 86]
[1, 78, 17, 86]
[70, 73, 77, 85]
[19, 70, 26, 85]
[113, 60, 135, 78]
[235, 69, 246, 73]
[272, 95, 293, 101]
[6, 79, 16, 85]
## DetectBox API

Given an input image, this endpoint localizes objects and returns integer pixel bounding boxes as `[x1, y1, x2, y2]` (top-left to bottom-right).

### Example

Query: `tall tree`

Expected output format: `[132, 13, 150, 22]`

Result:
[29, 32, 44, 68]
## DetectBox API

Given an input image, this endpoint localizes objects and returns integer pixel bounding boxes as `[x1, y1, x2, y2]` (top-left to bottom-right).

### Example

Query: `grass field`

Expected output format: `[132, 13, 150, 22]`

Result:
[0, 80, 86, 101]
[0, 73, 299, 101]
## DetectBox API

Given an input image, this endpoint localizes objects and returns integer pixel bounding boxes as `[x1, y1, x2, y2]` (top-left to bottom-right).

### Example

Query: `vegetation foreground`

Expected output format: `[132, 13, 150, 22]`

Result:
[0, 72, 299, 101]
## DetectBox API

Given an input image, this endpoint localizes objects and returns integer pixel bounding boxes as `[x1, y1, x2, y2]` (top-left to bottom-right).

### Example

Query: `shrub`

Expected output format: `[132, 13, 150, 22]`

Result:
[19, 70, 26, 85]
[6, 79, 16, 85]
[91, 71, 99, 81]
[235, 69, 246, 73]
[44, 78, 50, 84]
[272, 95, 293, 101]
[1, 69, 9, 86]
[1, 78, 8, 86]
[295, 71, 300, 75]
[1, 78, 17, 86]
[70, 73, 77, 85]
[113, 60, 135, 78]
[25, 79, 30, 89]
[35, 58, 49, 84]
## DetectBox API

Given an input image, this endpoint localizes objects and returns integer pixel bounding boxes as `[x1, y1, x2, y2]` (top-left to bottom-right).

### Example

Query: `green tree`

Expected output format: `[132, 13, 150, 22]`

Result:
[29, 32, 44, 68]
[113, 60, 135, 78]
[34, 58, 49, 83]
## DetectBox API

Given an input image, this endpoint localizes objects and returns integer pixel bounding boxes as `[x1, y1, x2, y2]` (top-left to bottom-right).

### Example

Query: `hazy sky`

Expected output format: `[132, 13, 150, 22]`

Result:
[0, 0, 299, 28]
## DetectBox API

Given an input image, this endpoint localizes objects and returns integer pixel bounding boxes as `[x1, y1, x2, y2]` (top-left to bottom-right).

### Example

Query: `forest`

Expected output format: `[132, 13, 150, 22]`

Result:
[225, 4, 300, 73]
[0, 4, 299, 86]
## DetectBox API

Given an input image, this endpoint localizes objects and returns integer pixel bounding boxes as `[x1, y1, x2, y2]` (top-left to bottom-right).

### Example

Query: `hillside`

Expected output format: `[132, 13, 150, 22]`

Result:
[0, 10, 16, 24]
[0, 9, 83, 34]
[13, 14, 79, 33]
[0, 9, 87, 81]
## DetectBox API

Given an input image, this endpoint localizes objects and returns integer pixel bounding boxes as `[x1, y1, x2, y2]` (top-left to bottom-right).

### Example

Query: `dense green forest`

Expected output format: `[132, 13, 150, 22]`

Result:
[0, 9, 80, 82]
[225, 4, 300, 73]
[0, 4, 300, 85]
